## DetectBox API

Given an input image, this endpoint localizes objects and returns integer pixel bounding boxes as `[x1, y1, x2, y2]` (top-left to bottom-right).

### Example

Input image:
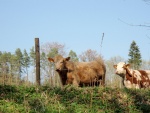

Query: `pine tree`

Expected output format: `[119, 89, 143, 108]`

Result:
[128, 40, 142, 69]
[15, 48, 23, 79]
[23, 49, 30, 81]
[0, 52, 11, 84]
[30, 47, 36, 66]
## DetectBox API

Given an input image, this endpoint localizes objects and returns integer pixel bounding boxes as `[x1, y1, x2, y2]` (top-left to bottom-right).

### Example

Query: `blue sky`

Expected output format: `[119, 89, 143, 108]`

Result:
[0, 0, 150, 60]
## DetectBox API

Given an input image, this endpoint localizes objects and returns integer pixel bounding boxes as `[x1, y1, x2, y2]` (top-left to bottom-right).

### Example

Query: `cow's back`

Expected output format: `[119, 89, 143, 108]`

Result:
[145, 70, 150, 80]
[76, 62, 97, 83]
[75, 60, 106, 85]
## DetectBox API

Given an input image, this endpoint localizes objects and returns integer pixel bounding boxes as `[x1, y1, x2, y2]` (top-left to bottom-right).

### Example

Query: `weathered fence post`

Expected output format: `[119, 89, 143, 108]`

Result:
[35, 38, 40, 86]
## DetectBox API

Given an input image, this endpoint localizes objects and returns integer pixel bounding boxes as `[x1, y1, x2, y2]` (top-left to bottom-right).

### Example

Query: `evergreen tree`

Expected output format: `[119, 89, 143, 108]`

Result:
[0, 52, 11, 84]
[30, 46, 36, 66]
[40, 52, 46, 70]
[68, 50, 79, 62]
[10, 54, 18, 82]
[23, 49, 30, 80]
[0, 51, 2, 56]
[128, 40, 142, 69]
[15, 48, 23, 78]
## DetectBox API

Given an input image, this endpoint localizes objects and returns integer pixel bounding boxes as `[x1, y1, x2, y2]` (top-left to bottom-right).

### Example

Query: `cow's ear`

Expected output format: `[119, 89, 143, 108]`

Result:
[48, 58, 54, 62]
[65, 57, 70, 61]
[113, 65, 117, 69]
[126, 64, 130, 68]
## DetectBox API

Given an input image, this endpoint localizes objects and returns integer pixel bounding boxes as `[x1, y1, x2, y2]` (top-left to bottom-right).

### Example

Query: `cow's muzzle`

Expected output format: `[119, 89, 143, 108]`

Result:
[56, 69, 60, 72]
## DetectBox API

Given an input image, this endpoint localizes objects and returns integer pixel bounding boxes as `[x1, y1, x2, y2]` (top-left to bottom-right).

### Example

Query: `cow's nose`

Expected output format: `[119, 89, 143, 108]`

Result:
[115, 71, 118, 74]
[56, 67, 62, 71]
[56, 68, 60, 72]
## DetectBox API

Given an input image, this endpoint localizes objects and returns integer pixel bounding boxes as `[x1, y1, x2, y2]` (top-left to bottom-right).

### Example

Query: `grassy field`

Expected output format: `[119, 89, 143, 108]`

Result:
[0, 85, 150, 113]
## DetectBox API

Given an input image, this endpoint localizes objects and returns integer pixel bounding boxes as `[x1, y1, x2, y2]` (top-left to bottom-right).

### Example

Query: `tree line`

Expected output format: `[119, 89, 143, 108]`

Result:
[0, 40, 149, 87]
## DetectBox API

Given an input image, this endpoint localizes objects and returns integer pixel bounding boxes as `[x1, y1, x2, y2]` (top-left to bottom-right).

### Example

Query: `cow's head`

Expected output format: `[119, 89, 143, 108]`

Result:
[48, 55, 70, 72]
[113, 62, 130, 77]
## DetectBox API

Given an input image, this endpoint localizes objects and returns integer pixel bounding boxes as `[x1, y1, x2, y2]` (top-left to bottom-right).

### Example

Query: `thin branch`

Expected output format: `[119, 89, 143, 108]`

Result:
[146, 35, 150, 45]
[143, 0, 150, 2]
[118, 18, 150, 28]
[143, 0, 150, 5]
[146, 35, 150, 39]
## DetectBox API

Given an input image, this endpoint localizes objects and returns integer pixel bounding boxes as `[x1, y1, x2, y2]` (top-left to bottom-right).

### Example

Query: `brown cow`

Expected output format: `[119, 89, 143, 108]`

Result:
[48, 55, 106, 87]
[113, 62, 150, 89]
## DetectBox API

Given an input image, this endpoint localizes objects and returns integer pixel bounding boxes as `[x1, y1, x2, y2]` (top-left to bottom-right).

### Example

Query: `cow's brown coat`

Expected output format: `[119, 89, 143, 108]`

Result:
[48, 55, 106, 87]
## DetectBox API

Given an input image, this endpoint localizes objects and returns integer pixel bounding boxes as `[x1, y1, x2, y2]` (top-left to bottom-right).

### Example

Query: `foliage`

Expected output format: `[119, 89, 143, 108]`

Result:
[128, 40, 142, 69]
[15, 48, 24, 78]
[68, 50, 79, 62]
[0, 49, 33, 85]
[23, 49, 30, 77]
[30, 46, 36, 66]
[0, 85, 150, 113]
[0, 42, 68, 86]
[0, 52, 11, 76]
[47, 48, 59, 58]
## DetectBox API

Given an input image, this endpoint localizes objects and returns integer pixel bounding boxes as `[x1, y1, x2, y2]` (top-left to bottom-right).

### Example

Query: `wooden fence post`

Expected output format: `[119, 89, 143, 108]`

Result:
[35, 38, 40, 86]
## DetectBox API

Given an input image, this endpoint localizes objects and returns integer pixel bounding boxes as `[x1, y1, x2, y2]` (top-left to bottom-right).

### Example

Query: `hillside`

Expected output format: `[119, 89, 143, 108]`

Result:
[0, 85, 150, 113]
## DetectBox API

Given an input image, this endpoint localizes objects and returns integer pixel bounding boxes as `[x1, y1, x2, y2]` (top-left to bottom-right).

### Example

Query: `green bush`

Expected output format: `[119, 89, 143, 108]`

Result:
[0, 85, 150, 113]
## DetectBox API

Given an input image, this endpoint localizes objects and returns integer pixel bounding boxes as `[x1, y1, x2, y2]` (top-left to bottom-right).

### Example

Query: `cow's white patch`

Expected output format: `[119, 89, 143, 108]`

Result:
[133, 70, 142, 81]
[124, 80, 132, 88]
[132, 83, 140, 89]
[145, 70, 150, 80]
[124, 80, 140, 89]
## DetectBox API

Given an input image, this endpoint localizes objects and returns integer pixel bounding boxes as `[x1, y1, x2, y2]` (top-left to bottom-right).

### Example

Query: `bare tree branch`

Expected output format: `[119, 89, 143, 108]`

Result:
[146, 35, 150, 39]
[143, 0, 150, 5]
[118, 18, 150, 28]
[143, 0, 150, 2]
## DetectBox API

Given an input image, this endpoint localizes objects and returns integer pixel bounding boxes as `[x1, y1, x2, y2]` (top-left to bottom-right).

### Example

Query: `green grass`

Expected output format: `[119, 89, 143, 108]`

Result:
[0, 85, 150, 113]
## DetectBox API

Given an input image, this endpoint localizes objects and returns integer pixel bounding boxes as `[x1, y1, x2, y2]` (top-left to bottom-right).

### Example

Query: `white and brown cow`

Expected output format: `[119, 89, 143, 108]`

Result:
[113, 62, 150, 89]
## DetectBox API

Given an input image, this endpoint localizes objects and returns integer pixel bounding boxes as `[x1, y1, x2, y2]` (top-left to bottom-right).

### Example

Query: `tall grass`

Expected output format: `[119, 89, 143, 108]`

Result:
[0, 85, 150, 113]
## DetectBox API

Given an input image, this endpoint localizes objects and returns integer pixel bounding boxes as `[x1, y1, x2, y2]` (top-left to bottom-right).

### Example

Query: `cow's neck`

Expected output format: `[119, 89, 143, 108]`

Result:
[124, 67, 141, 89]
[64, 61, 75, 72]
[58, 70, 67, 85]
[121, 67, 132, 87]
[125, 67, 133, 78]
[120, 77, 125, 87]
